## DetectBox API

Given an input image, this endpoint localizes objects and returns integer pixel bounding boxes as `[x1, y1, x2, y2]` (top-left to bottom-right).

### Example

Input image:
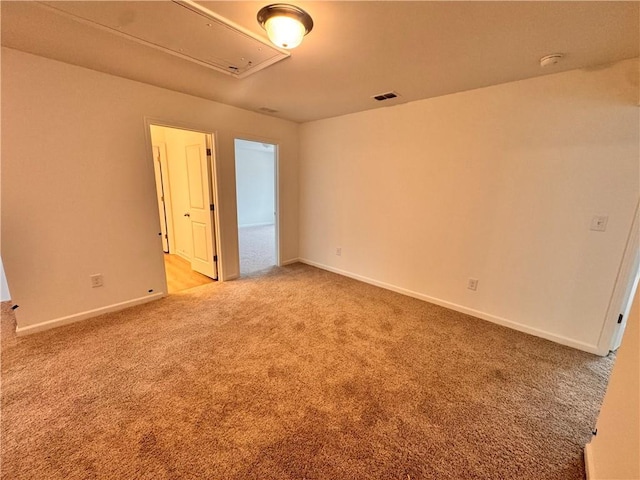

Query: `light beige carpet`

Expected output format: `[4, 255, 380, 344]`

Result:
[1, 264, 612, 479]
[238, 224, 276, 275]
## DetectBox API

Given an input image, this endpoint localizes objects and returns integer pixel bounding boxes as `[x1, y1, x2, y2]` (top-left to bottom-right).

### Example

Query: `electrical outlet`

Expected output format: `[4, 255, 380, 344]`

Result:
[90, 274, 104, 288]
[467, 278, 478, 291]
[336, 247, 342, 256]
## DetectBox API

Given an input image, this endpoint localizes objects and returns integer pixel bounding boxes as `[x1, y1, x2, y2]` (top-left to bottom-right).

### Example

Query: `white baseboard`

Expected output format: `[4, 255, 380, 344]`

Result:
[298, 258, 601, 355]
[584, 443, 595, 479]
[176, 251, 191, 263]
[280, 258, 300, 266]
[15, 293, 165, 336]
[238, 222, 275, 228]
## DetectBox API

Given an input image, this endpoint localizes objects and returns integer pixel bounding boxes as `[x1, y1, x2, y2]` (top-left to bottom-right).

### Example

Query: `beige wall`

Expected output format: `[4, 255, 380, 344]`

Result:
[1, 48, 299, 332]
[2, 45, 637, 349]
[299, 58, 639, 353]
[586, 292, 639, 479]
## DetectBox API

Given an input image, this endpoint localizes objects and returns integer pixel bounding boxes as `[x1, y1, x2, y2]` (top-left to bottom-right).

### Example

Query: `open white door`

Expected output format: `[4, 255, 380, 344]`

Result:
[611, 256, 639, 351]
[185, 135, 217, 279]
[600, 200, 640, 353]
[152, 144, 170, 253]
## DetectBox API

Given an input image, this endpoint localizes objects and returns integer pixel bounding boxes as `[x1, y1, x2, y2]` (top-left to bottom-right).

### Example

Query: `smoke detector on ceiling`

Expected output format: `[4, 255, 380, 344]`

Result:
[539, 54, 564, 68]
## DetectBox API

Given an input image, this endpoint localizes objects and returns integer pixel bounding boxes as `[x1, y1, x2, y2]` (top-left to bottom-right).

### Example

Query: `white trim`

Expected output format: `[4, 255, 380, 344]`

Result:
[280, 258, 299, 266]
[209, 132, 225, 281]
[597, 199, 640, 353]
[15, 293, 165, 336]
[298, 258, 601, 355]
[205, 132, 221, 281]
[584, 443, 596, 480]
[176, 251, 191, 263]
[274, 144, 281, 268]
[238, 222, 275, 228]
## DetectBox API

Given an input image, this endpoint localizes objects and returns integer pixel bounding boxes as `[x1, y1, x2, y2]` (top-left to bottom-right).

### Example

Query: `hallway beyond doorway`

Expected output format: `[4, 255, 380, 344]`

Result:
[239, 224, 276, 275]
[164, 254, 214, 293]
[234, 138, 278, 276]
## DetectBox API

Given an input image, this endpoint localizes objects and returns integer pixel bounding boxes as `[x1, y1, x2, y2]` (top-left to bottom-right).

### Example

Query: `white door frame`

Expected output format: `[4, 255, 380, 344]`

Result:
[596, 199, 640, 355]
[233, 135, 281, 272]
[143, 117, 225, 284]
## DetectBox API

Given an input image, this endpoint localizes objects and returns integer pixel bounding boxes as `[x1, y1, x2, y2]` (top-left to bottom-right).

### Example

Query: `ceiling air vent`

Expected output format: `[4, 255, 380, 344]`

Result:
[38, 0, 290, 79]
[372, 91, 400, 101]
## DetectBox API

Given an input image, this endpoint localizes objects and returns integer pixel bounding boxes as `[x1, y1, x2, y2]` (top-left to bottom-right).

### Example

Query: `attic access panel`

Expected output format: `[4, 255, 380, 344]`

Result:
[39, 0, 290, 78]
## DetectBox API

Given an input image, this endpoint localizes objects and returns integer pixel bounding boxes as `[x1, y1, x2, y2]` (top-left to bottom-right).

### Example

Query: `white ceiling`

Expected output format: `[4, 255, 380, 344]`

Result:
[2, 1, 638, 123]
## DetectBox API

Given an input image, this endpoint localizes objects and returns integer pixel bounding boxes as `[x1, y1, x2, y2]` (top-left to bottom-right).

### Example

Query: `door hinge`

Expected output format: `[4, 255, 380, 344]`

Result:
[618, 313, 624, 324]
[206, 148, 212, 156]
[213, 255, 218, 262]
[210, 204, 215, 211]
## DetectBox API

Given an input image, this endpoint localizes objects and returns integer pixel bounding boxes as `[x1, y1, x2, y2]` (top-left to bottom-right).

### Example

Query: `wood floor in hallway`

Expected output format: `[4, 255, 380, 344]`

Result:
[164, 253, 214, 293]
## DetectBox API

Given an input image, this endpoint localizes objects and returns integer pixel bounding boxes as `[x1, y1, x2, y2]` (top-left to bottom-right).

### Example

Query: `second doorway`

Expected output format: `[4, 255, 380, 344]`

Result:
[235, 139, 278, 275]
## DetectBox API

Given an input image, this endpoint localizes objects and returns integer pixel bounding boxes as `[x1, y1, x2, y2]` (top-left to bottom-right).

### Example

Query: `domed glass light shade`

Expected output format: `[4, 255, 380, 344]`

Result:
[257, 4, 313, 49]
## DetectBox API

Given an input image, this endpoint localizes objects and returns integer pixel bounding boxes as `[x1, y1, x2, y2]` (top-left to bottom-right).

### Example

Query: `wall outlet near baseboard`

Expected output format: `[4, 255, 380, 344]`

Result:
[90, 274, 104, 288]
[468, 278, 478, 291]
[336, 247, 342, 256]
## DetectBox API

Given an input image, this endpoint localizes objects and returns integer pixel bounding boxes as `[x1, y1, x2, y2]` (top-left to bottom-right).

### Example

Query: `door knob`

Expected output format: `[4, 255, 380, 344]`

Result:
[184, 213, 190, 217]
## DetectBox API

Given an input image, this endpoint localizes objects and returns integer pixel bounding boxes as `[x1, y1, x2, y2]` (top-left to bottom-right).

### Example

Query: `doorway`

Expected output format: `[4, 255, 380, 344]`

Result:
[611, 256, 639, 350]
[599, 200, 640, 354]
[150, 124, 219, 293]
[234, 139, 278, 275]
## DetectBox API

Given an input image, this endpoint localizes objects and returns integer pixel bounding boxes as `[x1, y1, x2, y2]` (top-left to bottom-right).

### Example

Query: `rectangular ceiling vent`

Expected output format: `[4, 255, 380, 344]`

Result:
[372, 91, 400, 101]
[38, 0, 290, 79]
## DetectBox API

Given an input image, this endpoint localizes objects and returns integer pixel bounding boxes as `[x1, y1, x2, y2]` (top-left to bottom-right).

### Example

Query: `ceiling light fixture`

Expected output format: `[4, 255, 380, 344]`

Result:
[257, 4, 313, 49]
